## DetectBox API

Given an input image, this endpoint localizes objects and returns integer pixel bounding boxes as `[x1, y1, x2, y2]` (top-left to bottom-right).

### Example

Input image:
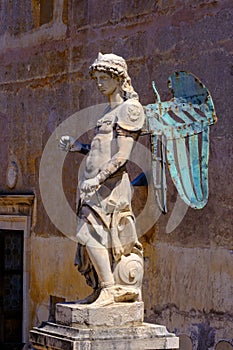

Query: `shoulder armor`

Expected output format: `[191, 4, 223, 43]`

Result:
[117, 99, 145, 131]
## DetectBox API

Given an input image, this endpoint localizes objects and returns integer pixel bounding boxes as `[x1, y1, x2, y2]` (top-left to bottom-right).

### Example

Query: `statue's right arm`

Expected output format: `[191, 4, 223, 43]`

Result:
[59, 135, 90, 155]
[71, 142, 90, 155]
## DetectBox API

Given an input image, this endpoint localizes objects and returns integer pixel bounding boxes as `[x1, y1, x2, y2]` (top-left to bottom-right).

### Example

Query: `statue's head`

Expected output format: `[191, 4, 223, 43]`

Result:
[89, 53, 138, 100]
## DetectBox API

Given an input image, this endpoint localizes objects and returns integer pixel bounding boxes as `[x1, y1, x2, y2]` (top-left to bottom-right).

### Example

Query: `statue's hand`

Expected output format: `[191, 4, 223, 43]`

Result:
[80, 177, 100, 193]
[111, 228, 124, 261]
[112, 241, 124, 261]
[59, 135, 75, 152]
[112, 237, 124, 261]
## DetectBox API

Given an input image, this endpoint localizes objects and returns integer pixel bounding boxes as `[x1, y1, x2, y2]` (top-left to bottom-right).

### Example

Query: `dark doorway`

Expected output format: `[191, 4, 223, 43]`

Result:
[0, 230, 24, 350]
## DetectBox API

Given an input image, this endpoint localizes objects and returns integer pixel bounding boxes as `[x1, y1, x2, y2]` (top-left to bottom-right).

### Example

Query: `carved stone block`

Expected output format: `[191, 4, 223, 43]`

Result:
[55, 301, 144, 327]
[30, 321, 179, 350]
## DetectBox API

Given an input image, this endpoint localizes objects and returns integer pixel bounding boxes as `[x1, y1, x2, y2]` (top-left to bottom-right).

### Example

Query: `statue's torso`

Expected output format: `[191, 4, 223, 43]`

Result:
[84, 106, 119, 180]
[83, 98, 145, 181]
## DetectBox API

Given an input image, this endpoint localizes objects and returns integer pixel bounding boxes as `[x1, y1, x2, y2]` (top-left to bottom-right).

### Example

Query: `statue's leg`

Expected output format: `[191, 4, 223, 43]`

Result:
[86, 236, 139, 306]
[74, 243, 101, 304]
[76, 213, 115, 287]
[76, 208, 139, 306]
[85, 236, 115, 287]
[75, 216, 115, 304]
[77, 235, 138, 307]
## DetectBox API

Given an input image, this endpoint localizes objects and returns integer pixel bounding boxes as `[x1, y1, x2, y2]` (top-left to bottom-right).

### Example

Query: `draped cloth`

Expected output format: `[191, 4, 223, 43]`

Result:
[74, 171, 139, 289]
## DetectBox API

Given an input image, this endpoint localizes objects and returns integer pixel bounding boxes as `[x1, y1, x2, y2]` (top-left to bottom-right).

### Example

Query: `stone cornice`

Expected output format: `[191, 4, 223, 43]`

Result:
[0, 194, 34, 206]
[0, 194, 34, 216]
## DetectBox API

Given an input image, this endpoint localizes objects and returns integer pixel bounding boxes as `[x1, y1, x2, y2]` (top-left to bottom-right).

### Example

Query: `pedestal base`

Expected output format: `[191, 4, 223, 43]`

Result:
[56, 301, 144, 327]
[30, 302, 179, 350]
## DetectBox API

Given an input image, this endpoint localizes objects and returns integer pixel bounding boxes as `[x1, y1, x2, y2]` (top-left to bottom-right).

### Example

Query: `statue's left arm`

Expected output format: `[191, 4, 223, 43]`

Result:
[97, 131, 135, 183]
[81, 100, 145, 192]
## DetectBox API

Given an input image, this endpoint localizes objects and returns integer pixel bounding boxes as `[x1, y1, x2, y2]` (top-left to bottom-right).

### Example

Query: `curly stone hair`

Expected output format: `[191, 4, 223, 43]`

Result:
[89, 52, 138, 100]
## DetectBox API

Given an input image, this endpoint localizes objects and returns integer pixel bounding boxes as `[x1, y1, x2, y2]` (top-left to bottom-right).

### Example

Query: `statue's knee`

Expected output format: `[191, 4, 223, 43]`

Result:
[76, 221, 92, 245]
[117, 215, 137, 254]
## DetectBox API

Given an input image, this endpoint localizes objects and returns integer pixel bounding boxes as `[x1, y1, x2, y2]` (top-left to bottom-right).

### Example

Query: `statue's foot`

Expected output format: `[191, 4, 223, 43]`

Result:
[113, 285, 139, 303]
[89, 287, 115, 307]
[75, 288, 101, 305]
[90, 285, 139, 307]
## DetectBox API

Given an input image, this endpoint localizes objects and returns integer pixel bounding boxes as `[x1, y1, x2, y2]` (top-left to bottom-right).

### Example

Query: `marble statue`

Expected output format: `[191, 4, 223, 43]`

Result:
[31, 53, 216, 349]
[59, 53, 145, 306]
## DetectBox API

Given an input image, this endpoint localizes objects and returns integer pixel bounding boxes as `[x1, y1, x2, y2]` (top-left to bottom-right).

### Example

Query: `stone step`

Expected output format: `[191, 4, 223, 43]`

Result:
[30, 321, 179, 350]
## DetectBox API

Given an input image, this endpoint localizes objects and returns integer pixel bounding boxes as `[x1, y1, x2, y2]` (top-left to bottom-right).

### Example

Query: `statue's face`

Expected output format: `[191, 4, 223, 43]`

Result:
[93, 71, 119, 96]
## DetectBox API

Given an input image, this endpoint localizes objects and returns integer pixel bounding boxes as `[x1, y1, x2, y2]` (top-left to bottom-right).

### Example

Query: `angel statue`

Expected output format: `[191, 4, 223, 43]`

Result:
[59, 53, 145, 306]
[59, 53, 217, 307]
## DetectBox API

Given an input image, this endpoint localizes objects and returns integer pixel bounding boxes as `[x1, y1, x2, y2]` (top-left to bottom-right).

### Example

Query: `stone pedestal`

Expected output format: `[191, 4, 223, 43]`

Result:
[30, 302, 179, 350]
[56, 301, 144, 327]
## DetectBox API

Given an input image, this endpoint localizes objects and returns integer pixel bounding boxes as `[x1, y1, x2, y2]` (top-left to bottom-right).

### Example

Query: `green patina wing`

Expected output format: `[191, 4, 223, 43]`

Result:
[146, 71, 217, 211]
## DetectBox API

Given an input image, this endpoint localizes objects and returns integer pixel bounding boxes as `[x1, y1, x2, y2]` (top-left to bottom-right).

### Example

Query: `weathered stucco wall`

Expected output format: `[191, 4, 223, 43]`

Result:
[0, 1, 232, 349]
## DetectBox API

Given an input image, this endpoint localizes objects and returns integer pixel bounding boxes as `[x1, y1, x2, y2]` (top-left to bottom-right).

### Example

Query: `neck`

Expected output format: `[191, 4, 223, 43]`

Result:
[108, 89, 123, 108]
